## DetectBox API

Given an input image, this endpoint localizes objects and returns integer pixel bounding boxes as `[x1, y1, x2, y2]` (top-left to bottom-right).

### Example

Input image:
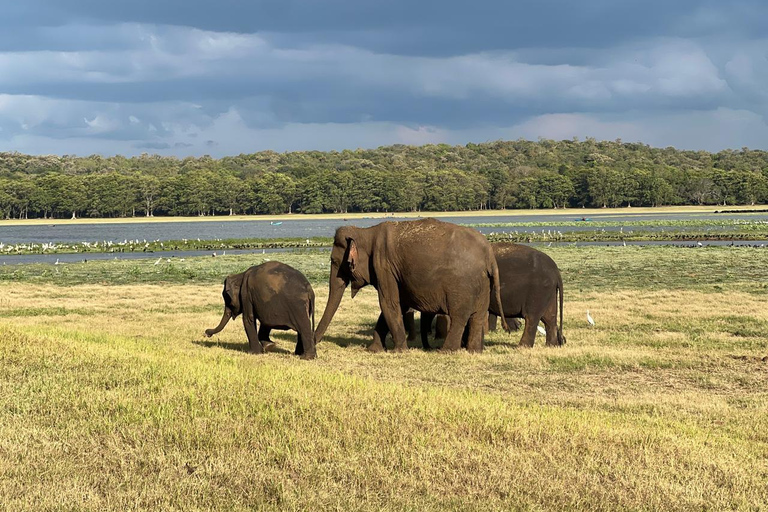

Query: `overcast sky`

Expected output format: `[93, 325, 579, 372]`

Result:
[1, 0, 767, 156]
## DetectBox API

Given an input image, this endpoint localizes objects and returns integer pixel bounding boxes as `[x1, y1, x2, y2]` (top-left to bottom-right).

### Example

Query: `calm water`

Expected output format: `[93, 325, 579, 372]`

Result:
[2, 210, 767, 245]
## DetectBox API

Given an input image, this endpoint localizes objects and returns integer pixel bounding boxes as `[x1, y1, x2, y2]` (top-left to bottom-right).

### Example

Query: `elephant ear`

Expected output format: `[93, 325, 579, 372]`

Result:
[223, 272, 245, 312]
[346, 238, 358, 271]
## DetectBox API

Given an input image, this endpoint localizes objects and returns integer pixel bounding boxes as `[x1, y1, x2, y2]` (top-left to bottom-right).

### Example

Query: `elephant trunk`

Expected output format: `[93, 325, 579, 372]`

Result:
[205, 307, 232, 337]
[314, 273, 347, 343]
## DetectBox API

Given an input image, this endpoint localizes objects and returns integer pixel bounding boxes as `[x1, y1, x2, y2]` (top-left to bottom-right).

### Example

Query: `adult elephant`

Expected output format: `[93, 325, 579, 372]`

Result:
[314, 218, 508, 352]
[490, 243, 565, 347]
[205, 261, 317, 359]
[422, 243, 565, 347]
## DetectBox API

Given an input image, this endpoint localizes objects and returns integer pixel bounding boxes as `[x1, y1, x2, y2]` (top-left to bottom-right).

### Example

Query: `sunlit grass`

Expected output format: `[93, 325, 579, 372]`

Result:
[1, 247, 767, 510]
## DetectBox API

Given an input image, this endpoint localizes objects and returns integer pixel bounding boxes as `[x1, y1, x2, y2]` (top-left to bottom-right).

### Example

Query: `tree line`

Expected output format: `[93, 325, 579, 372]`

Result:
[1, 138, 767, 219]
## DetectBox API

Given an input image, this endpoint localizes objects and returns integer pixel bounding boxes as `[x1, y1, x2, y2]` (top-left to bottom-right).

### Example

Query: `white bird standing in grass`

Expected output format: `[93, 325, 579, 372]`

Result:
[586, 310, 595, 327]
[154, 257, 162, 265]
[536, 325, 546, 336]
[54, 258, 59, 265]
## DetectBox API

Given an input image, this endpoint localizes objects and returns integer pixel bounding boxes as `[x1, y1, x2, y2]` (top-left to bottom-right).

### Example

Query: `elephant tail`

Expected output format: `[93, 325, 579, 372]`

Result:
[490, 257, 510, 332]
[557, 272, 566, 345]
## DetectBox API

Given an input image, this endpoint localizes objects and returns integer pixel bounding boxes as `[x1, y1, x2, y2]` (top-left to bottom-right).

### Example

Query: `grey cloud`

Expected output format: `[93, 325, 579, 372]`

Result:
[1, 0, 766, 156]
[9, 0, 765, 56]
[134, 141, 171, 149]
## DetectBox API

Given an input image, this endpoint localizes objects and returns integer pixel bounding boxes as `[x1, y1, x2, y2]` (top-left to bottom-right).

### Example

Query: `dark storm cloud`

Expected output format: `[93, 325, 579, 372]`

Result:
[4, 0, 766, 54]
[1, 0, 767, 155]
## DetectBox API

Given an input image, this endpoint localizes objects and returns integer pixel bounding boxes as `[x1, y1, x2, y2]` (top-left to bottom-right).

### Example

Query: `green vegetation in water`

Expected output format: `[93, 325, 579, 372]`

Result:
[0, 237, 331, 256]
[465, 218, 768, 229]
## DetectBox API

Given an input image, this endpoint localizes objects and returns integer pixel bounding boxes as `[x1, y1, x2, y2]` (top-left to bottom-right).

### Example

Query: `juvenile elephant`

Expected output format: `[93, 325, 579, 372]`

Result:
[410, 243, 564, 347]
[205, 261, 317, 359]
[314, 218, 508, 353]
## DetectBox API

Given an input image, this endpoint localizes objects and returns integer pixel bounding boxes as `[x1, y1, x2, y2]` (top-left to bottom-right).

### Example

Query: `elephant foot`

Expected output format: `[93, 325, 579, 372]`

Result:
[262, 341, 277, 352]
[392, 345, 409, 353]
[367, 341, 386, 353]
[300, 352, 317, 360]
[518, 341, 535, 348]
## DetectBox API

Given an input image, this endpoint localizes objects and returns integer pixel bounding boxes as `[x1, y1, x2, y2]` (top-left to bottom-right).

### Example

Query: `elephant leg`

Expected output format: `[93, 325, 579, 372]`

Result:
[377, 279, 408, 352]
[519, 317, 538, 348]
[368, 313, 389, 353]
[258, 325, 276, 352]
[487, 313, 498, 332]
[435, 315, 450, 340]
[460, 322, 471, 349]
[420, 312, 435, 350]
[295, 314, 316, 360]
[441, 309, 471, 352]
[404, 310, 417, 342]
[542, 299, 560, 347]
[464, 311, 486, 353]
[242, 313, 263, 354]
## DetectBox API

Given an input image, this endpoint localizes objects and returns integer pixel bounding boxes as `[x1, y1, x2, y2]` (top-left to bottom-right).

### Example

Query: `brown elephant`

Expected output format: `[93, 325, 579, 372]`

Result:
[490, 243, 565, 346]
[408, 243, 564, 348]
[205, 261, 317, 359]
[314, 218, 508, 353]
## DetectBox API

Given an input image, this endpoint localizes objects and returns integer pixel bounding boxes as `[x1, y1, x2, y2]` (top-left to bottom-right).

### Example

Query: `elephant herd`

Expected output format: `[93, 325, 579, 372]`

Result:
[205, 218, 566, 359]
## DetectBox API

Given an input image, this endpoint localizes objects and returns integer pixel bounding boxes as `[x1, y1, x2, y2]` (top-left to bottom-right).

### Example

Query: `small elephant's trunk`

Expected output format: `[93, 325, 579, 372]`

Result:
[205, 307, 232, 337]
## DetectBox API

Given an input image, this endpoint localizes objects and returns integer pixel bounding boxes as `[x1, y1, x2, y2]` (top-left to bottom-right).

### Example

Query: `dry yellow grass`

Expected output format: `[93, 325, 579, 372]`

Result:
[1, 277, 767, 510]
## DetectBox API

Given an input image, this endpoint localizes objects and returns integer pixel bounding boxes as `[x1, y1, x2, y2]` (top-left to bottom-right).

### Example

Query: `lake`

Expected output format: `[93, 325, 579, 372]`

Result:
[2, 210, 768, 245]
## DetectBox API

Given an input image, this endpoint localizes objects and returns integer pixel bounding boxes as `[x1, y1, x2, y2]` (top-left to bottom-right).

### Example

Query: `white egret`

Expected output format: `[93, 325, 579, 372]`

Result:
[54, 258, 60, 265]
[586, 310, 595, 327]
[536, 325, 546, 336]
[154, 257, 162, 265]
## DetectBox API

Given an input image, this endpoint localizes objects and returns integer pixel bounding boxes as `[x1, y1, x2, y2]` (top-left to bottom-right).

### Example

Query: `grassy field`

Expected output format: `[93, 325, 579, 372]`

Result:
[1, 247, 767, 510]
[2, 204, 767, 226]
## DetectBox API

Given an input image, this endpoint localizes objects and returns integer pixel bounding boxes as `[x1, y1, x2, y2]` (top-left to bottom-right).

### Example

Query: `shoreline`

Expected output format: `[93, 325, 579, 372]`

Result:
[1, 204, 766, 226]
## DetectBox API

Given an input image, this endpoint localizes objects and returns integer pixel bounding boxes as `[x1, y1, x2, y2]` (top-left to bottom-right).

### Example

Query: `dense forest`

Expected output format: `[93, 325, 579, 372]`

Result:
[1, 138, 767, 219]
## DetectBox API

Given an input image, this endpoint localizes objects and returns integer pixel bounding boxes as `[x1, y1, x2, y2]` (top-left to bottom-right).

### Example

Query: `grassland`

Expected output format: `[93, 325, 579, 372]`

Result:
[1, 247, 767, 510]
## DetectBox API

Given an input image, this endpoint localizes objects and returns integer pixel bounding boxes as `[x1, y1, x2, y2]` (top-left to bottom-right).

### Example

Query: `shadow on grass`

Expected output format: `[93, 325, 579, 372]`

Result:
[192, 339, 293, 355]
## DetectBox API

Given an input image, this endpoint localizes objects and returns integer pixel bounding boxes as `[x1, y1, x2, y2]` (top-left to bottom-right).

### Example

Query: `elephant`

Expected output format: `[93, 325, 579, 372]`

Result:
[489, 243, 565, 347]
[205, 261, 317, 359]
[406, 243, 564, 347]
[314, 218, 508, 353]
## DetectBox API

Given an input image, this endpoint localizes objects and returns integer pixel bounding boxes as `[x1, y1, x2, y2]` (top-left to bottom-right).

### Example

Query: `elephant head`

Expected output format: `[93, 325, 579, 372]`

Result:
[314, 226, 374, 342]
[205, 272, 245, 337]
